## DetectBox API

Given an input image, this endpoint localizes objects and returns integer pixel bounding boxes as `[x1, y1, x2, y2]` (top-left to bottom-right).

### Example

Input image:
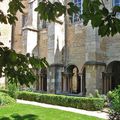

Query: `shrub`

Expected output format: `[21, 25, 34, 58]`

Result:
[7, 83, 18, 99]
[94, 89, 101, 98]
[17, 91, 104, 111]
[88, 90, 107, 107]
[108, 86, 120, 120]
[0, 89, 8, 94]
[0, 92, 16, 106]
[88, 93, 94, 98]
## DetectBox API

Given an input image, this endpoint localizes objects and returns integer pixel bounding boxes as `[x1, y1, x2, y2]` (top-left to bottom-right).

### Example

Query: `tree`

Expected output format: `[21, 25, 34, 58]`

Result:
[35, 0, 120, 37]
[0, 43, 48, 86]
[82, 0, 120, 37]
[0, 0, 49, 86]
[0, 0, 120, 85]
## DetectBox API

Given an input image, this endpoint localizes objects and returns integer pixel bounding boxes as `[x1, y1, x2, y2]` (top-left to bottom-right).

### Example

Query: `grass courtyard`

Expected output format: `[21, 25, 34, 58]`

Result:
[0, 103, 105, 120]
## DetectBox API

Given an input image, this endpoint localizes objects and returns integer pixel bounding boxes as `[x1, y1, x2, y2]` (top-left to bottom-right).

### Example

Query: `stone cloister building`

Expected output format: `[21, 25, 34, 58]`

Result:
[12, 0, 120, 95]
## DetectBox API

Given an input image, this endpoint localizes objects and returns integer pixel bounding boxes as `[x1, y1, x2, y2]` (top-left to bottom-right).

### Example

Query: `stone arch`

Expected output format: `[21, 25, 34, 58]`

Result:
[107, 61, 120, 89]
[103, 61, 120, 93]
[63, 64, 80, 94]
[66, 64, 79, 74]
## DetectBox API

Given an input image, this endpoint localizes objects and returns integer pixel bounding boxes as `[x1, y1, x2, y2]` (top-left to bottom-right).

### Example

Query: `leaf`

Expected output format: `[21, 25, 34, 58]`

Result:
[9, 51, 17, 62]
[91, 13, 102, 27]
[102, 7, 109, 16]
[113, 6, 120, 13]
[98, 23, 109, 37]
[68, 2, 74, 7]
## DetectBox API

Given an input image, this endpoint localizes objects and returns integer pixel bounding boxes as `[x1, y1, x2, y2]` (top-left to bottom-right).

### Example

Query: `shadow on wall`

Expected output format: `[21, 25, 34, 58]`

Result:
[0, 114, 40, 120]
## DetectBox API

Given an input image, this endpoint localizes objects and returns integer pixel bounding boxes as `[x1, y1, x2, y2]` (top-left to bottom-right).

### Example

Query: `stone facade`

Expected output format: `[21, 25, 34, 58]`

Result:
[12, 0, 120, 95]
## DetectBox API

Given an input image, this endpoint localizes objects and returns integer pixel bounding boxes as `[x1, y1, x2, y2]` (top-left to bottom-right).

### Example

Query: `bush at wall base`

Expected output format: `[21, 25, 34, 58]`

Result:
[0, 92, 16, 106]
[7, 83, 18, 99]
[17, 91, 104, 111]
[108, 86, 120, 120]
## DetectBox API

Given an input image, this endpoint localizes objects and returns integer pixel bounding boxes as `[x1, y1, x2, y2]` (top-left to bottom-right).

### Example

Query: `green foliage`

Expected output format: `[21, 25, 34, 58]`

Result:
[0, 92, 16, 106]
[107, 91, 113, 100]
[108, 86, 120, 120]
[94, 89, 101, 98]
[17, 91, 104, 111]
[35, 1, 79, 24]
[82, 0, 120, 37]
[7, 83, 18, 99]
[0, 45, 48, 86]
[35, 0, 120, 37]
[110, 86, 120, 112]
[88, 90, 102, 98]
[88, 90, 107, 107]
[88, 93, 94, 98]
[0, 0, 24, 24]
[0, 89, 8, 94]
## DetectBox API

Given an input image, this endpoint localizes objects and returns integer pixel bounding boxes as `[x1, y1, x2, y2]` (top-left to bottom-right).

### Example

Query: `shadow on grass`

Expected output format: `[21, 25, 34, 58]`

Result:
[0, 114, 40, 120]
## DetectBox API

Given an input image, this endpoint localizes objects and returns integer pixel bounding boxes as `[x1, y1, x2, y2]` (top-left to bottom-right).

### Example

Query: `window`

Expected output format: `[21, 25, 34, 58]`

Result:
[113, 0, 120, 6]
[113, 0, 120, 18]
[70, 0, 82, 23]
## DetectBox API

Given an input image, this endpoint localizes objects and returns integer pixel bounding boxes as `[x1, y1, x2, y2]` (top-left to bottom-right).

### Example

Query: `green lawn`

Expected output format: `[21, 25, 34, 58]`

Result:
[0, 103, 105, 120]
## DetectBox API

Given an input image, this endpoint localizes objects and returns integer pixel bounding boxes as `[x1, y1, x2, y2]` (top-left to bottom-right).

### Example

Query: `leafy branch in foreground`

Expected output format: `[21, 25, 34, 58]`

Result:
[0, 0, 24, 24]
[35, 0, 120, 37]
[82, 0, 120, 37]
[0, 44, 49, 86]
[35, 1, 79, 24]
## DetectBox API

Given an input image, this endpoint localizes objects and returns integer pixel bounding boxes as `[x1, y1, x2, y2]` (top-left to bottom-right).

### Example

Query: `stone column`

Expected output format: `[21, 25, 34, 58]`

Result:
[85, 62, 106, 95]
[47, 64, 64, 94]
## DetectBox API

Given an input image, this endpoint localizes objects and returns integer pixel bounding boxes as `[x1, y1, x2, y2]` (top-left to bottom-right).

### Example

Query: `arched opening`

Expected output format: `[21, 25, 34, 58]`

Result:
[38, 68, 47, 91]
[103, 61, 120, 93]
[62, 64, 80, 94]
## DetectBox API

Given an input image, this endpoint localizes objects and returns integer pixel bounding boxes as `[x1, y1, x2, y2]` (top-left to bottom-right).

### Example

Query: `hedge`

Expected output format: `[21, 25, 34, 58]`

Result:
[17, 91, 104, 111]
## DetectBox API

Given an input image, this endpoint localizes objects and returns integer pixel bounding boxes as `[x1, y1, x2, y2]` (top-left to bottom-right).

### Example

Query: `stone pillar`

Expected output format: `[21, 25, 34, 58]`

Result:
[85, 62, 106, 95]
[62, 74, 67, 93]
[47, 64, 64, 94]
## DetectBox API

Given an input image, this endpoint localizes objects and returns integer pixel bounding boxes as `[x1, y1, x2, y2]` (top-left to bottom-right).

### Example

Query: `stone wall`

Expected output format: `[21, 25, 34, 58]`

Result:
[105, 35, 120, 64]
[39, 29, 48, 58]
[66, 23, 86, 72]
[85, 63, 106, 95]
[12, 0, 28, 53]
[11, 0, 120, 95]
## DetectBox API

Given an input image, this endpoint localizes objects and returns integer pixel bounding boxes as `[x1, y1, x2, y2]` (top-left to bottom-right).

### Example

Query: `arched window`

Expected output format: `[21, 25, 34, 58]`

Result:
[113, 0, 120, 6]
[113, 0, 120, 18]
[70, 0, 82, 23]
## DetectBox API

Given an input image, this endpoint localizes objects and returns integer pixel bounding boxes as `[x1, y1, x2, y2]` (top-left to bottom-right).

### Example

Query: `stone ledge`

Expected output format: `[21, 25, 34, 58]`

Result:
[85, 61, 106, 66]
[50, 63, 64, 67]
